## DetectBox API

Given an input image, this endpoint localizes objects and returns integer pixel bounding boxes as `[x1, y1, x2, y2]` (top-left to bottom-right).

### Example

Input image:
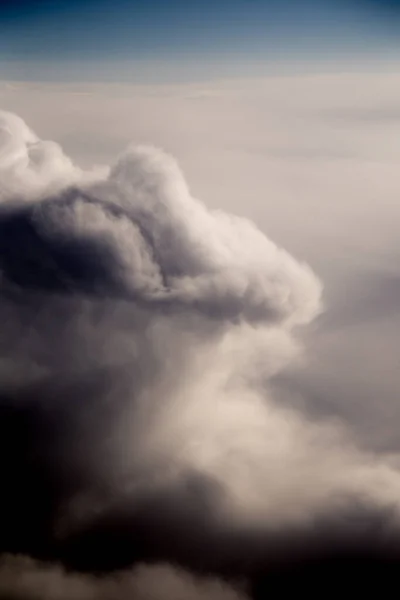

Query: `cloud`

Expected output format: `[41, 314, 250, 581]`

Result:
[1, 110, 400, 597]
[0, 556, 247, 600]
[0, 111, 321, 326]
[0, 111, 104, 201]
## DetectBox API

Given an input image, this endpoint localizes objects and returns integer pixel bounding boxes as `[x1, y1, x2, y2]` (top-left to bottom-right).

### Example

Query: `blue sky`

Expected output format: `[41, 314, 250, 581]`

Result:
[1, 0, 400, 81]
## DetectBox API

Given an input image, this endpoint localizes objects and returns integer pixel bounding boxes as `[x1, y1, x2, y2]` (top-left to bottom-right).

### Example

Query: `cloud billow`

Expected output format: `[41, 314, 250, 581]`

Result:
[0, 111, 400, 598]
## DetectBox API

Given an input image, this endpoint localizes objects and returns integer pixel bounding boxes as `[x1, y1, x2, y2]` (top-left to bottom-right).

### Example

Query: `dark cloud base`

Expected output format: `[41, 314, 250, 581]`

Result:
[1, 381, 400, 599]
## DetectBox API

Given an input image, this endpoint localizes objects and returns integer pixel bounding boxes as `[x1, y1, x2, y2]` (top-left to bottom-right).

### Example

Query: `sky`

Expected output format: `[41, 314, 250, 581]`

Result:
[1, 0, 400, 80]
[2, 1, 400, 600]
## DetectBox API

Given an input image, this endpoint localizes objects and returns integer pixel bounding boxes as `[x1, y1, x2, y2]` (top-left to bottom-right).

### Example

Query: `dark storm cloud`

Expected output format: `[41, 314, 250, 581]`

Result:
[0, 109, 318, 573]
[1, 111, 400, 598]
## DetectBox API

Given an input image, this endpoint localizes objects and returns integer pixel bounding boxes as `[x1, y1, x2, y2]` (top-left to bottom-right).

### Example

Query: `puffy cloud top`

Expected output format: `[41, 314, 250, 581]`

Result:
[0, 111, 322, 327]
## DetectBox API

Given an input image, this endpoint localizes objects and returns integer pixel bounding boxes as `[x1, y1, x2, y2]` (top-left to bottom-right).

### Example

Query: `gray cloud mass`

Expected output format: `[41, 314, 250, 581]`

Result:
[1, 110, 400, 598]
